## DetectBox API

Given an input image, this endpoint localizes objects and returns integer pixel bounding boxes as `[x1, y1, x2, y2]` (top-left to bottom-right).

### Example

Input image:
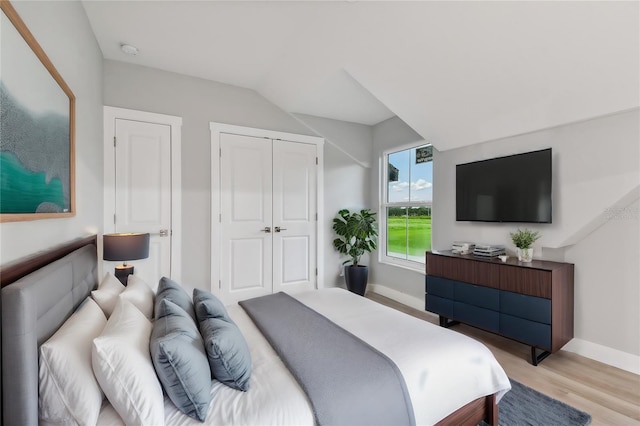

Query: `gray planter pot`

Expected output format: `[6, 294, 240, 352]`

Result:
[344, 265, 368, 296]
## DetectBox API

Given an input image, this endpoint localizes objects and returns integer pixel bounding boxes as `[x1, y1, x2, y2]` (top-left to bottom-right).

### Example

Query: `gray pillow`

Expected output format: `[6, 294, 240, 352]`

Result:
[156, 277, 196, 323]
[193, 289, 251, 391]
[199, 316, 252, 391]
[150, 299, 211, 421]
[193, 288, 230, 322]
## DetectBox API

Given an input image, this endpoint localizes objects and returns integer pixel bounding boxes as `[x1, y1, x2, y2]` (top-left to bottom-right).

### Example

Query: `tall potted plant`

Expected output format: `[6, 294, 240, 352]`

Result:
[509, 228, 541, 262]
[332, 209, 378, 296]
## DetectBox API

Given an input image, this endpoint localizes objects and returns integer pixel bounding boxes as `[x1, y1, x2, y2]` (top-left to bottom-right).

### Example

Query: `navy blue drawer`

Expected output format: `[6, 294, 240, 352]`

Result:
[454, 301, 499, 333]
[500, 313, 551, 349]
[454, 282, 499, 311]
[426, 276, 454, 299]
[500, 291, 551, 324]
[426, 295, 454, 317]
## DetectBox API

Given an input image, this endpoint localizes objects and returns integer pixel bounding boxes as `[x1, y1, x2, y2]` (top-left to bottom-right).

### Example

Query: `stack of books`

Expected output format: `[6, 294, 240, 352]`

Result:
[473, 244, 506, 258]
[451, 241, 475, 255]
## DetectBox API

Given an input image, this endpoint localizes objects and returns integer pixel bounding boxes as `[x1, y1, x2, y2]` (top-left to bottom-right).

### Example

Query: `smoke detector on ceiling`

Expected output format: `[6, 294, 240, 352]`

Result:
[120, 44, 139, 56]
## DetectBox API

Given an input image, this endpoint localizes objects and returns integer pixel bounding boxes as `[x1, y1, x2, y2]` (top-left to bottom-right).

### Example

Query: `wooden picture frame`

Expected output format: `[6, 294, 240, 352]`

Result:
[0, 0, 76, 222]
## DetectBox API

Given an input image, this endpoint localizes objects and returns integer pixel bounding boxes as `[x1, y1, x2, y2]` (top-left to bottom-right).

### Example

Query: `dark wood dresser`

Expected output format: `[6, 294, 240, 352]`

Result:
[425, 250, 574, 365]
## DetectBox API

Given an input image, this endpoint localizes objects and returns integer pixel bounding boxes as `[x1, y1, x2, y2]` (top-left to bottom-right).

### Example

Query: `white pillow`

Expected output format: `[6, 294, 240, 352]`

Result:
[91, 289, 120, 318]
[97, 401, 125, 425]
[99, 272, 126, 293]
[92, 273, 126, 318]
[120, 275, 155, 319]
[92, 299, 164, 426]
[39, 298, 107, 425]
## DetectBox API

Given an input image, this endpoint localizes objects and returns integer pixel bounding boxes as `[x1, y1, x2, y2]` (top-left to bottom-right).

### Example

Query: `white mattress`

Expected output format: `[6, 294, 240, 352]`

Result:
[98, 288, 510, 426]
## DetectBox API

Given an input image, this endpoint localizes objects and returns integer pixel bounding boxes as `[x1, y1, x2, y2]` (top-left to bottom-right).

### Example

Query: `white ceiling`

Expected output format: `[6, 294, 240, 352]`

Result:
[82, 1, 639, 151]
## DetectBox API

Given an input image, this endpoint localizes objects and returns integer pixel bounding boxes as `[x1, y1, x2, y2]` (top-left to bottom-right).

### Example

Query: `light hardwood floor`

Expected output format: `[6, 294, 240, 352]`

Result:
[367, 292, 640, 426]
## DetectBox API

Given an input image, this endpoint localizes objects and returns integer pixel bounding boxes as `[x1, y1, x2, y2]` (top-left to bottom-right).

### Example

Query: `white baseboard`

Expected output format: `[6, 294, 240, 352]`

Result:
[368, 284, 640, 376]
[562, 338, 640, 375]
[367, 283, 425, 312]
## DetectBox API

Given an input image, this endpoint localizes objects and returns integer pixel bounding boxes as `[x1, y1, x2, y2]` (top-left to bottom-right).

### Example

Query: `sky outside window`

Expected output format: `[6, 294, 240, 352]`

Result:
[387, 147, 433, 203]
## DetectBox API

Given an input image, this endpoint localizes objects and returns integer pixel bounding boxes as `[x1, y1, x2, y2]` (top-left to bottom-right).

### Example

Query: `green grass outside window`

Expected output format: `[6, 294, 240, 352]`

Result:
[387, 216, 431, 258]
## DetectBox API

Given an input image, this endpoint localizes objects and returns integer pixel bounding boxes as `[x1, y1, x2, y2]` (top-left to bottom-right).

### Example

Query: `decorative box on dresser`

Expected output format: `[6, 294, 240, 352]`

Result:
[425, 250, 574, 365]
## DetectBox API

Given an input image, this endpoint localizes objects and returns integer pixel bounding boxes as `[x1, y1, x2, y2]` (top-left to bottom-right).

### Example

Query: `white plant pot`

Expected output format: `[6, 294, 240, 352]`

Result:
[517, 248, 533, 262]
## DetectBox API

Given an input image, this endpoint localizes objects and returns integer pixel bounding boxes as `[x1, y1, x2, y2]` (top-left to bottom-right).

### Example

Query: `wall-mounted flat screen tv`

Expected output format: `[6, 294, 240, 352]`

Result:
[456, 148, 552, 223]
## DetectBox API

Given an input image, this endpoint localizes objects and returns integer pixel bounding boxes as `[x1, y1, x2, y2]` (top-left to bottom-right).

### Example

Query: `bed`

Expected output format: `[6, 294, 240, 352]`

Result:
[1, 236, 510, 425]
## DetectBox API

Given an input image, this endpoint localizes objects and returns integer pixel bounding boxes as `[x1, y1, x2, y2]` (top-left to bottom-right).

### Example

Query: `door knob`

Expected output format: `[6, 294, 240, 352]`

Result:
[261, 227, 272, 233]
[275, 226, 287, 232]
[159, 229, 169, 237]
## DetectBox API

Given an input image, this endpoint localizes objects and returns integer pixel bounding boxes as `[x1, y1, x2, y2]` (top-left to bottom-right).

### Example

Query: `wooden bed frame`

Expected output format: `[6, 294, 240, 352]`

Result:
[0, 235, 97, 288]
[0, 235, 498, 426]
[438, 393, 497, 426]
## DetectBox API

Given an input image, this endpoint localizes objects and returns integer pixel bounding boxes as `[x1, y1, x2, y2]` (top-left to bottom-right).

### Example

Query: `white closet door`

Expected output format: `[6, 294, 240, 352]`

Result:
[272, 140, 317, 294]
[220, 133, 273, 302]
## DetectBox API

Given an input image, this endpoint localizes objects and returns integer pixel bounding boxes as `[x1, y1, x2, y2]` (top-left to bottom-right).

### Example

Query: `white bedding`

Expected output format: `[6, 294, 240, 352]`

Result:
[97, 288, 510, 426]
[295, 289, 511, 424]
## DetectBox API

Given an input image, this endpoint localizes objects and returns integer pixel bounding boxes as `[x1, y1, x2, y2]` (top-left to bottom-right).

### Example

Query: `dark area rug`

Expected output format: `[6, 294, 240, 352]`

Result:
[482, 378, 592, 426]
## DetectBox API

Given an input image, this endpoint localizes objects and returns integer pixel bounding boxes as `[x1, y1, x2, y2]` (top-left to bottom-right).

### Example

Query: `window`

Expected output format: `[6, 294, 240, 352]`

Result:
[381, 143, 432, 268]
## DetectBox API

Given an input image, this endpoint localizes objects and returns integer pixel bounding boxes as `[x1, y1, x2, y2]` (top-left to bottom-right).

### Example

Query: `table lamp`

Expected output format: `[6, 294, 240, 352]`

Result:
[103, 233, 150, 285]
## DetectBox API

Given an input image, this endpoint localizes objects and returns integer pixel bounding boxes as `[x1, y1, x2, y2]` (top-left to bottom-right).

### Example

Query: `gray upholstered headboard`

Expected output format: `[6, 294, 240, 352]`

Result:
[1, 236, 98, 425]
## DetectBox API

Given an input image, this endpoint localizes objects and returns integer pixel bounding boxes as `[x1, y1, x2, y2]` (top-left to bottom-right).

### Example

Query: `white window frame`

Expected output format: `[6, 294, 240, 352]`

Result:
[379, 141, 432, 272]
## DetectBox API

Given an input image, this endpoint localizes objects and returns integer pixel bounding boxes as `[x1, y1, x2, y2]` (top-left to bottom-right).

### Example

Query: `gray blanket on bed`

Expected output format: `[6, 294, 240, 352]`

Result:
[239, 292, 415, 426]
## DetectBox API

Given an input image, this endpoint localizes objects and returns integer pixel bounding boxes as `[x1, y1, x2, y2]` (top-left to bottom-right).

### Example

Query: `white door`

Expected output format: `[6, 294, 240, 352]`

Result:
[112, 118, 172, 288]
[272, 139, 316, 294]
[219, 133, 317, 303]
[220, 133, 273, 301]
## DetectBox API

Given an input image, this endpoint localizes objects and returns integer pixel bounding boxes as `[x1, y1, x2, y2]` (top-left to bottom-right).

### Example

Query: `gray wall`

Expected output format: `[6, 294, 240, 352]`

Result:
[367, 111, 639, 368]
[293, 115, 373, 288]
[294, 113, 373, 167]
[565, 198, 639, 356]
[369, 117, 427, 299]
[433, 110, 640, 360]
[0, 1, 104, 264]
[103, 60, 327, 290]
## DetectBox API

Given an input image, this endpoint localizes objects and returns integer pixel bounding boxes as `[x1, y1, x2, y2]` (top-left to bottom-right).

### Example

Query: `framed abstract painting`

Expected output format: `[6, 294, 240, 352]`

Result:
[0, 0, 75, 222]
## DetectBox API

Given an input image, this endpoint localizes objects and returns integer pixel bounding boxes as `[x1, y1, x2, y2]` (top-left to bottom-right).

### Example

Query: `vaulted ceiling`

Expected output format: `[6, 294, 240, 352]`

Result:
[82, 1, 639, 151]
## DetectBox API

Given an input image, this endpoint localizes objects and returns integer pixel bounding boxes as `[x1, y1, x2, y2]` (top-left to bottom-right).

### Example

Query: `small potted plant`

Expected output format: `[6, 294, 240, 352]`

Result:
[509, 228, 541, 262]
[332, 209, 377, 296]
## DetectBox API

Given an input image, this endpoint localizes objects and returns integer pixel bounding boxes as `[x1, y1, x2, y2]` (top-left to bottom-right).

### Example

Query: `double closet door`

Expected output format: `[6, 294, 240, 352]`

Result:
[218, 132, 318, 304]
